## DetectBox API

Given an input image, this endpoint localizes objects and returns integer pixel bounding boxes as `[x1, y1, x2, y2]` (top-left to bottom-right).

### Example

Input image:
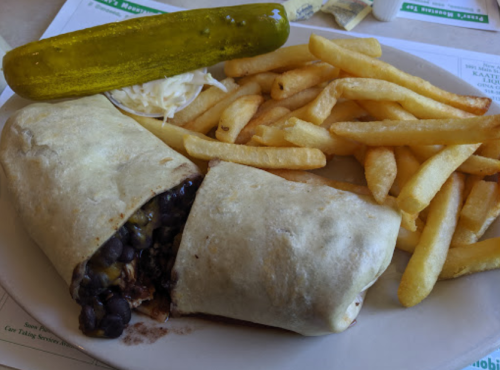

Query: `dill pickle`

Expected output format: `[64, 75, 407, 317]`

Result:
[3, 4, 289, 101]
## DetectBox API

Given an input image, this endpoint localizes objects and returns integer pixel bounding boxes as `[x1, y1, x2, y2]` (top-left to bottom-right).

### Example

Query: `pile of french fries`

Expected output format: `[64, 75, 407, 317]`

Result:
[123, 33, 500, 309]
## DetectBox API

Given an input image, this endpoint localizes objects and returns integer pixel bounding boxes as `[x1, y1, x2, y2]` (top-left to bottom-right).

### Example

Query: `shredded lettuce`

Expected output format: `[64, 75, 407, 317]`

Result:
[109, 69, 227, 119]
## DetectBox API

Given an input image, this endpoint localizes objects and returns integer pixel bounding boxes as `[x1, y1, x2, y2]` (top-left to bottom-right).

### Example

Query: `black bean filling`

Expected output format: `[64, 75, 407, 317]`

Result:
[76, 177, 201, 338]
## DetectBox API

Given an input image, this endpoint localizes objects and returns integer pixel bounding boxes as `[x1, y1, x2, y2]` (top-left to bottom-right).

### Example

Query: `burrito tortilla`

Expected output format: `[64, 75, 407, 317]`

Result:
[171, 161, 401, 335]
[0, 95, 202, 338]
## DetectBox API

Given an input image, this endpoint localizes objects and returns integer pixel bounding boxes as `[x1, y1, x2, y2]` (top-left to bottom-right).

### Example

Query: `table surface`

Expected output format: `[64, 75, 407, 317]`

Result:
[0, 1, 499, 370]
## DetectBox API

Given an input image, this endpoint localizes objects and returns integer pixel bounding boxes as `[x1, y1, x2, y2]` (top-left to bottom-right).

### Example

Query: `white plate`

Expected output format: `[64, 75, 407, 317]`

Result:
[1, 26, 500, 370]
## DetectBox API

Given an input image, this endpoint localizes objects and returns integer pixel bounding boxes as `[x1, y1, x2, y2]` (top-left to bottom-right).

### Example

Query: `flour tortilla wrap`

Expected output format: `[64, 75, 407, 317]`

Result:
[0, 94, 201, 294]
[171, 161, 401, 336]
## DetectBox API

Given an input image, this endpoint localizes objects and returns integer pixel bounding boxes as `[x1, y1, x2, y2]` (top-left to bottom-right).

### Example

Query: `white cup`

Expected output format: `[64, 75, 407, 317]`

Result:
[372, 0, 405, 22]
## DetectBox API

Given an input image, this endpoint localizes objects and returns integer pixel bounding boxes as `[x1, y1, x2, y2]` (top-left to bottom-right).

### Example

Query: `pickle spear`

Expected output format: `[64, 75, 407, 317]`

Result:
[3, 4, 289, 101]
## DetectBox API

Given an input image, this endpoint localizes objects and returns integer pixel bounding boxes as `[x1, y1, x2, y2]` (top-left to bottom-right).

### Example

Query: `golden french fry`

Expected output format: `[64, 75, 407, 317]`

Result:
[392, 147, 421, 230]
[170, 77, 239, 126]
[459, 180, 499, 233]
[338, 70, 355, 79]
[236, 106, 290, 144]
[400, 209, 419, 233]
[398, 173, 464, 307]
[269, 104, 315, 129]
[478, 139, 500, 159]
[238, 72, 278, 94]
[120, 110, 213, 155]
[225, 38, 382, 77]
[309, 34, 491, 115]
[440, 237, 500, 280]
[257, 87, 322, 117]
[271, 63, 339, 101]
[183, 82, 261, 134]
[184, 135, 326, 169]
[397, 144, 480, 214]
[284, 117, 359, 156]
[267, 169, 371, 196]
[463, 174, 484, 199]
[394, 147, 421, 194]
[333, 38, 382, 57]
[307, 78, 474, 126]
[450, 224, 479, 248]
[216, 95, 263, 143]
[252, 125, 291, 147]
[353, 145, 367, 166]
[365, 147, 397, 204]
[320, 100, 367, 128]
[357, 100, 417, 120]
[331, 115, 500, 146]
[121, 110, 210, 173]
[245, 138, 262, 146]
[409, 145, 444, 162]
[451, 182, 500, 248]
[396, 227, 421, 254]
[458, 155, 500, 176]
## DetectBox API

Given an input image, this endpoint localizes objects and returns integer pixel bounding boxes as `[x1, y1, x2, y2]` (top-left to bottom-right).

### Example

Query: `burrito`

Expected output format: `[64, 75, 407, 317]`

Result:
[171, 160, 401, 336]
[0, 95, 202, 338]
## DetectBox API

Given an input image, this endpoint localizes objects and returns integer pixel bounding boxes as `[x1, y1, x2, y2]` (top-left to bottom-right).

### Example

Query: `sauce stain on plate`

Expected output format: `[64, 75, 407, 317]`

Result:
[121, 322, 193, 345]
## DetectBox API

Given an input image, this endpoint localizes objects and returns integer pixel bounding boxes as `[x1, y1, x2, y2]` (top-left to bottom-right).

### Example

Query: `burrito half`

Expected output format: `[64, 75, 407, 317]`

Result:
[0, 95, 202, 338]
[171, 161, 401, 336]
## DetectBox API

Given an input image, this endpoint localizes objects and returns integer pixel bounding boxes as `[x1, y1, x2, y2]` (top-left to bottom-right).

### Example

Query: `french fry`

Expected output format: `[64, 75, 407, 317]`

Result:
[236, 106, 290, 144]
[398, 173, 464, 307]
[183, 82, 261, 134]
[215, 95, 263, 143]
[320, 100, 368, 128]
[184, 135, 326, 169]
[284, 117, 360, 156]
[338, 70, 355, 79]
[120, 110, 213, 155]
[393, 147, 421, 230]
[225, 38, 382, 77]
[365, 147, 397, 204]
[409, 145, 444, 162]
[257, 87, 322, 117]
[457, 155, 500, 176]
[450, 225, 479, 247]
[394, 147, 421, 194]
[269, 104, 315, 129]
[357, 100, 417, 120]
[245, 138, 262, 147]
[238, 72, 278, 94]
[307, 78, 474, 126]
[121, 110, 211, 172]
[463, 174, 484, 199]
[267, 169, 371, 196]
[353, 145, 367, 165]
[170, 77, 239, 126]
[439, 237, 500, 280]
[252, 125, 291, 147]
[451, 181, 500, 247]
[271, 63, 339, 100]
[309, 34, 491, 115]
[331, 115, 500, 146]
[333, 38, 382, 57]
[478, 139, 500, 159]
[396, 227, 421, 254]
[397, 144, 480, 214]
[459, 180, 499, 233]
